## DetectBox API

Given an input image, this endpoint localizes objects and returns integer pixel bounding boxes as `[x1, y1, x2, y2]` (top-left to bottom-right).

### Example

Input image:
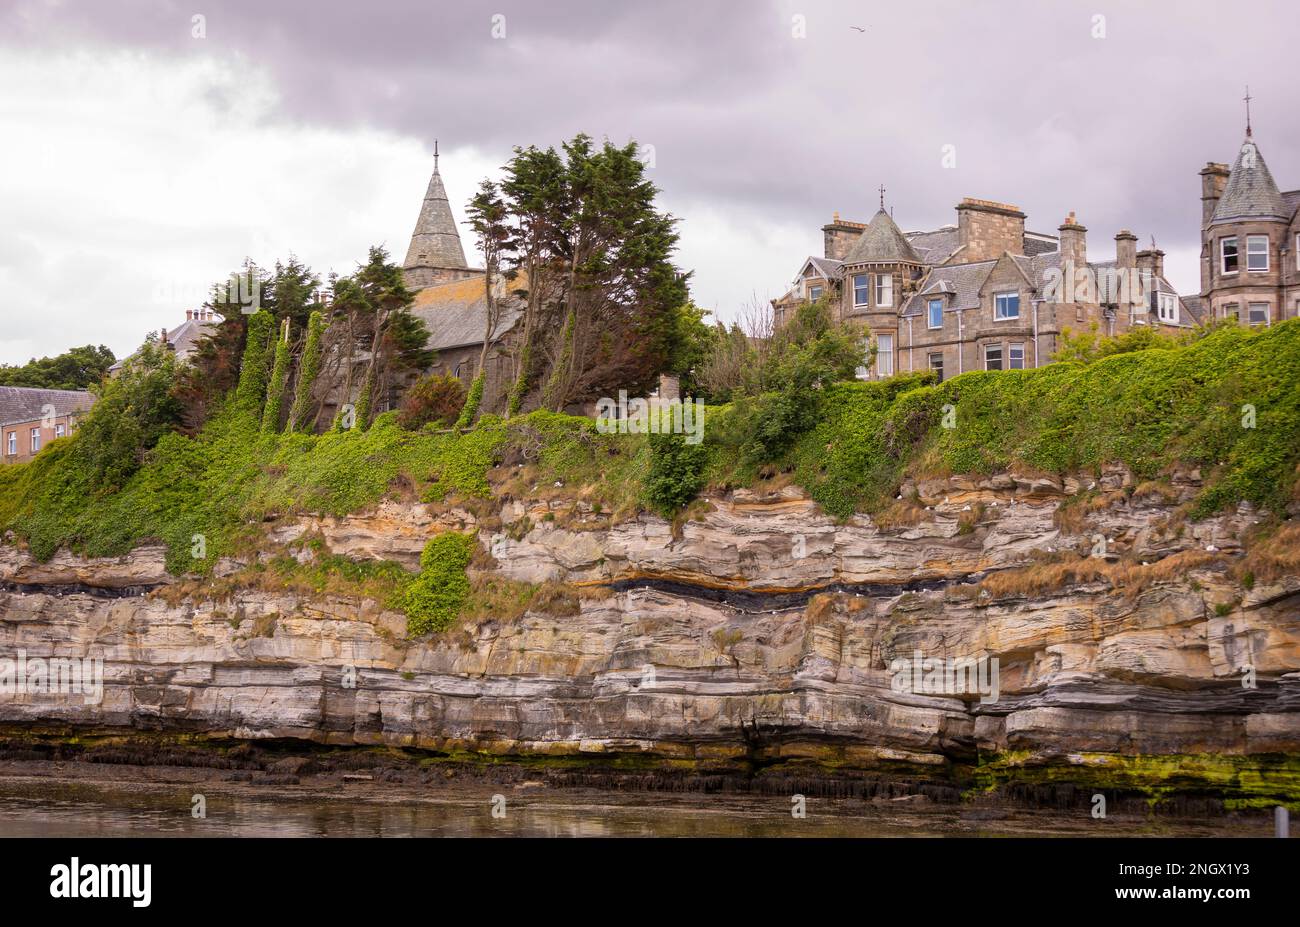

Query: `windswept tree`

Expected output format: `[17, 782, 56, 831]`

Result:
[459, 179, 512, 426]
[321, 247, 432, 430]
[500, 144, 566, 416]
[491, 135, 690, 414]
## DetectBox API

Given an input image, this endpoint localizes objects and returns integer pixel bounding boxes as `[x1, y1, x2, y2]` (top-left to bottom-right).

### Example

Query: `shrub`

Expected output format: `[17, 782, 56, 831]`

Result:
[404, 532, 474, 636]
[398, 373, 467, 430]
[645, 431, 708, 515]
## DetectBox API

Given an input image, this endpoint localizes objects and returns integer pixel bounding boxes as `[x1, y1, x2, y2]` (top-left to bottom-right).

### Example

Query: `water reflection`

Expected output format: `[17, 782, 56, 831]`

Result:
[0, 780, 1274, 838]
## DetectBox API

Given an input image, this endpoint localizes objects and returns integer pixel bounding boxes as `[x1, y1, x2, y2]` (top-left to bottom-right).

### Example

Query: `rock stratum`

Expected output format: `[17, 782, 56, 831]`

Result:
[2, 466, 1298, 805]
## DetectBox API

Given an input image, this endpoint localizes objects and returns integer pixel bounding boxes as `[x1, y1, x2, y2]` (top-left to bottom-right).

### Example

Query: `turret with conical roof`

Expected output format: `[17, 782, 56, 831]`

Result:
[1209, 136, 1290, 226]
[403, 142, 474, 290]
[843, 209, 923, 265]
[1197, 113, 1298, 326]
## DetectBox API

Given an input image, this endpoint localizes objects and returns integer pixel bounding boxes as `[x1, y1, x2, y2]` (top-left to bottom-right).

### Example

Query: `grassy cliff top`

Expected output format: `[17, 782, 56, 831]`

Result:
[1, 319, 1297, 573]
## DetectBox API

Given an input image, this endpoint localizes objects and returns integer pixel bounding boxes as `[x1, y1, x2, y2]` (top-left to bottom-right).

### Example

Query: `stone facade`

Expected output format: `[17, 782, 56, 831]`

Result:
[770, 131, 1284, 379]
[1197, 134, 1300, 326]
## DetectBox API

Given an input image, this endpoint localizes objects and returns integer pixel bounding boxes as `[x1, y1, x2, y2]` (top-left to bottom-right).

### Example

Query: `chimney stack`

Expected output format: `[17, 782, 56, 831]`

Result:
[1114, 229, 1137, 268]
[1136, 246, 1165, 282]
[1199, 162, 1230, 229]
[1057, 212, 1087, 302]
[956, 197, 1026, 261]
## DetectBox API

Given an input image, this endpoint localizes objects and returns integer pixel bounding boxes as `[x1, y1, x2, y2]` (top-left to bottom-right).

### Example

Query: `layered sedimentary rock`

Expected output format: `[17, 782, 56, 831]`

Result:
[1, 467, 1297, 796]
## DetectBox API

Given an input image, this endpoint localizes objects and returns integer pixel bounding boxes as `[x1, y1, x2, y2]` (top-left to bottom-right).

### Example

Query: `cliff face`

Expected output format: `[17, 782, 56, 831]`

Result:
[2, 465, 1298, 800]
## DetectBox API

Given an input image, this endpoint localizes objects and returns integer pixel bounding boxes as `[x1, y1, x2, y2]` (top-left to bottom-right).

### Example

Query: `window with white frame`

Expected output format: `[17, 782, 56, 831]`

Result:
[55, 423, 65, 439]
[808, 285, 823, 301]
[1221, 237, 1238, 274]
[30, 428, 40, 453]
[1247, 235, 1269, 272]
[1296, 234, 1300, 271]
[852, 273, 869, 307]
[1223, 302, 1238, 322]
[984, 344, 1003, 370]
[994, 292, 1020, 320]
[1248, 302, 1269, 325]
[855, 337, 870, 380]
[927, 298, 943, 329]
[1157, 292, 1178, 324]
[875, 274, 893, 308]
[928, 352, 944, 382]
[876, 333, 893, 377]
[5, 432, 14, 456]
[1008, 343, 1025, 370]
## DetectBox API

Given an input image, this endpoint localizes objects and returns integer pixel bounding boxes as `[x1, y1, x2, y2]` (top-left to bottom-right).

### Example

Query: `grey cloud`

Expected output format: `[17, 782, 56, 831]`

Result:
[3, 0, 1298, 301]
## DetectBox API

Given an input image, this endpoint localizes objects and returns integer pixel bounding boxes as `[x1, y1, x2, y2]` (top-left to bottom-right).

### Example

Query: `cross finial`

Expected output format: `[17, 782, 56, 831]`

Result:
[879, 184, 886, 210]
[1243, 86, 1252, 137]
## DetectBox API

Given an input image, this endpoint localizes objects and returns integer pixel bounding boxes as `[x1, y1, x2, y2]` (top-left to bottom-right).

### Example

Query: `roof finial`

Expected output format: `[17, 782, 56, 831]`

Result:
[434, 138, 440, 171]
[879, 184, 886, 210]
[1243, 86, 1252, 137]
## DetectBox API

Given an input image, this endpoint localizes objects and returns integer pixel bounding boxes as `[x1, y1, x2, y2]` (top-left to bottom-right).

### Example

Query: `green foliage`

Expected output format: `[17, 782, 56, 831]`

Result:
[1054, 322, 1197, 364]
[0, 344, 115, 390]
[233, 310, 275, 418]
[261, 327, 291, 433]
[456, 372, 486, 429]
[645, 432, 708, 515]
[404, 533, 474, 636]
[398, 373, 467, 430]
[65, 339, 183, 493]
[3, 320, 1295, 575]
[287, 310, 325, 432]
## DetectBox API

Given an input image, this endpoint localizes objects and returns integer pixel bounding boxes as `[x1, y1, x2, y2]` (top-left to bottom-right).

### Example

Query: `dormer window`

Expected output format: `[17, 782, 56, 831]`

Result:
[1221, 237, 1238, 274]
[927, 298, 943, 329]
[994, 292, 1020, 320]
[808, 285, 823, 301]
[852, 274, 869, 307]
[1157, 292, 1178, 324]
[1247, 235, 1269, 272]
[875, 274, 893, 308]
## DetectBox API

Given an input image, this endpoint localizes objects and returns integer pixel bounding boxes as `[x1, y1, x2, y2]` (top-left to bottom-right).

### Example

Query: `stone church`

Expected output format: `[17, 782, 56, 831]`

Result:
[399, 146, 523, 412]
[774, 118, 1297, 381]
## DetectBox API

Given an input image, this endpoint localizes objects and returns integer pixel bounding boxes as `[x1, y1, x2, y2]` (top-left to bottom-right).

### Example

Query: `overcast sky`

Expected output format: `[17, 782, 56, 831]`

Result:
[1, 0, 1296, 366]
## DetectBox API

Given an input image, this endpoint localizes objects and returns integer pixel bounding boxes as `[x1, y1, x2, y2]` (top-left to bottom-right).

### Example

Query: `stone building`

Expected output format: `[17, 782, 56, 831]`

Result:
[1196, 126, 1300, 326]
[399, 147, 524, 413]
[772, 136, 1265, 379]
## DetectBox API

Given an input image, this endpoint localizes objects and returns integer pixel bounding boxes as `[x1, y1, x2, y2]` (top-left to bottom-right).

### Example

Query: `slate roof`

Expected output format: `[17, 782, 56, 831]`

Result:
[0, 386, 95, 427]
[843, 209, 922, 264]
[408, 273, 522, 351]
[901, 260, 996, 316]
[804, 256, 843, 278]
[403, 163, 469, 272]
[109, 317, 218, 372]
[1210, 138, 1291, 225]
[904, 226, 960, 264]
[1181, 295, 1207, 324]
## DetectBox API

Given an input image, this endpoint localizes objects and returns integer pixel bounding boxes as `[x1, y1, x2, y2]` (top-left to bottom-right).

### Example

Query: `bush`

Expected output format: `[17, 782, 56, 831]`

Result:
[645, 432, 708, 515]
[404, 532, 474, 636]
[398, 373, 467, 430]
[72, 339, 183, 491]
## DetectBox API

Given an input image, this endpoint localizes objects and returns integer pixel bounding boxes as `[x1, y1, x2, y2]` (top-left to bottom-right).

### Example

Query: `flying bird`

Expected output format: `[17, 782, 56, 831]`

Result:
[850, 25, 867, 32]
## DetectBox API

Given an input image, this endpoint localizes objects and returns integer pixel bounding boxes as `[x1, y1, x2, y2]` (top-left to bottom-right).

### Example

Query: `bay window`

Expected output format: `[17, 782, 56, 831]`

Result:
[1221, 237, 1238, 274]
[875, 274, 893, 308]
[1246, 235, 1268, 272]
[853, 273, 869, 307]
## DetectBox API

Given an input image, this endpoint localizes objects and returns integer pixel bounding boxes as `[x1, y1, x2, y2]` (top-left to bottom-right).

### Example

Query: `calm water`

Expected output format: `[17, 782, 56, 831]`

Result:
[0, 777, 1275, 838]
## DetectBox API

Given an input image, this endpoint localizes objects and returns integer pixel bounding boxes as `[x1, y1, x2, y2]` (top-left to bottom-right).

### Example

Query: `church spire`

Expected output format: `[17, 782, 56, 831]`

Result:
[402, 144, 469, 290]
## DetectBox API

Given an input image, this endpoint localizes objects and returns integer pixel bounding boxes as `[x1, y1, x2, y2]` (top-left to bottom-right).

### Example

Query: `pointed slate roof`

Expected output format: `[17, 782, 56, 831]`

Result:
[1210, 137, 1290, 226]
[403, 158, 468, 274]
[843, 209, 922, 265]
